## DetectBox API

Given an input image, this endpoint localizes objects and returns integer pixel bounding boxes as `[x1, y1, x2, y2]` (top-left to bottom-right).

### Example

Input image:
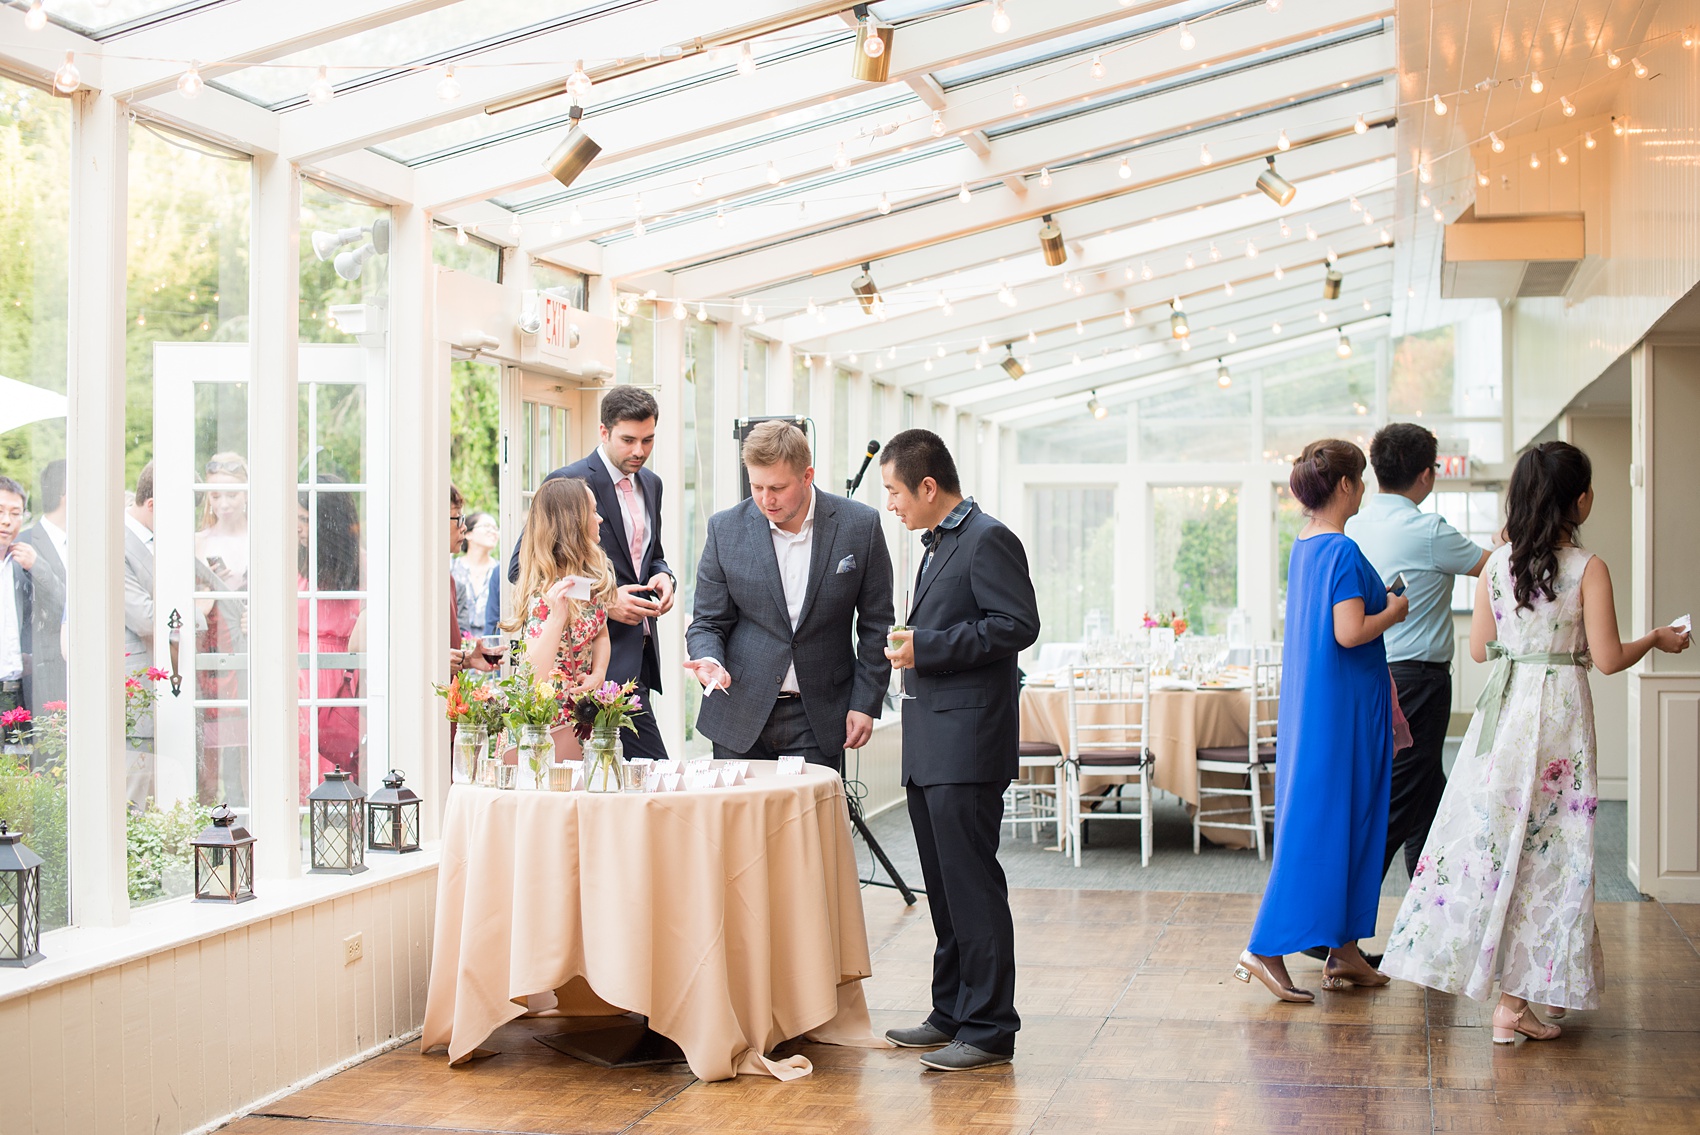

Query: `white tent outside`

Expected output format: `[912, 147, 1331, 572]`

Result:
[0, 374, 68, 435]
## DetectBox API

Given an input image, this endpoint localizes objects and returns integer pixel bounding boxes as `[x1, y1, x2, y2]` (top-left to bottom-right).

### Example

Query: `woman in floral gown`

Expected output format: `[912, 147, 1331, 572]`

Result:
[1381, 442, 1690, 1044]
[503, 477, 617, 758]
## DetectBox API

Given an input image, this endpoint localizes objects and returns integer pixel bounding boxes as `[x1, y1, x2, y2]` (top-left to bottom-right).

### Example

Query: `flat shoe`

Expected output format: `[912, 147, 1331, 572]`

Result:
[919, 1041, 1012, 1071]
[885, 1022, 953, 1049]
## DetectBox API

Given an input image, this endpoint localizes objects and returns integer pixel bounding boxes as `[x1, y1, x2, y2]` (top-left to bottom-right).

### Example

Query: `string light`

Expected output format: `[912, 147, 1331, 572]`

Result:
[1217, 360, 1231, 388]
[672, 299, 687, 321]
[509, 219, 522, 237]
[1039, 167, 1052, 187]
[766, 161, 780, 184]
[1279, 220, 1292, 239]
[1012, 86, 1028, 110]
[1075, 319, 1085, 335]
[931, 112, 945, 137]
[878, 192, 891, 215]
[991, 1, 1010, 34]
[833, 141, 849, 171]
[1529, 152, 1540, 169]
[1528, 70, 1544, 93]
[1304, 224, 1317, 241]
[958, 181, 972, 204]
[1028, 329, 1038, 344]
[1379, 227, 1391, 243]
[23, 1, 45, 32]
[1266, 0, 1282, 10]
[455, 225, 468, 246]
[1178, 20, 1195, 50]
[1419, 162, 1433, 184]
[1607, 50, 1622, 69]
[861, 18, 886, 58]
[566, 60, 592, 99]
[307, 65, 334, 104]
[1557, 147, 1569, 164]
[1354, 113, 1367, 135]
[754, 305, 765, 323]
[1184, 252, 1196, 269]
[1090, 54, 1106, 80]
[1274, 264, 1285, 279]
[1489, 131, 1504, 153]
[1199, 143, 1212, 165]
[1632, 57, 1649, 78]
[937, 343, 948, 357]
[1223, 280, 1234, 296]
[1141, 262, 1153, 280]
[697, 302, 709, 321]
[1208, 242, 1221, 261]
[1477, 171, 1489, 186]
[1433, 207, 1445, 222]
[1432, 93, 1447, 115]
[1349, 195, 1362, 212]
[1277, 129, 1291, 151]
[742, 298, 752, 316]
[1123, 308, 1135, 328]
[632, 216, 646, 238]
[806, 297, 819, 317]
[1585, 131, 1597, 149]
[1117, 157, 1131, 179]
[737, 42, 757, 75]
[178, 62, 206, 100]
[1246, 240, 1258, 259]
[980, 338, 991, 353]
[1271, 321, 1281, 334]
[570, 205, 582, 225]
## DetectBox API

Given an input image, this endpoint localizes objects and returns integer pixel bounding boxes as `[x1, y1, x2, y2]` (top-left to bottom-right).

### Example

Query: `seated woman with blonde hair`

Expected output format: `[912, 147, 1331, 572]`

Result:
[503, 477, 618, 758]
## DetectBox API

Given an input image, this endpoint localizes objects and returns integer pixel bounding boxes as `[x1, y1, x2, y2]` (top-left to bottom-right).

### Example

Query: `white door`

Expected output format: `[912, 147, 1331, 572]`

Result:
[493, 367, 580, 632]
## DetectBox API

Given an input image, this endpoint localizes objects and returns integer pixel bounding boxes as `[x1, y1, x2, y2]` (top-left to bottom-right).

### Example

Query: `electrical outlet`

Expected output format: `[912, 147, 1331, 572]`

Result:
[343, 932, 363, 965]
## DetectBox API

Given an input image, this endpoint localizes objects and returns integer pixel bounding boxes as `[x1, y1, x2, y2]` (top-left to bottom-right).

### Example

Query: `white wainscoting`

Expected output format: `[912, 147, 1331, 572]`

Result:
[850, 716, 906, 817]
[1630, 674, 1700, 903]
[0, 861, 438, 1135]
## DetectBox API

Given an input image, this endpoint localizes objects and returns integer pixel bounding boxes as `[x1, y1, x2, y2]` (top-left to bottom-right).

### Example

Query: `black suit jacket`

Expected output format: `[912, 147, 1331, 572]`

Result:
[18, 523, 64, 706]
[900, 505, 1040, 786]
[507, 453, 673, 693]
[0, 555, 33, 707]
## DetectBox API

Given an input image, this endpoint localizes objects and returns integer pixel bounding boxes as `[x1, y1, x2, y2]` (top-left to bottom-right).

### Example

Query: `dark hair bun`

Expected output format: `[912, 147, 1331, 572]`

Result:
[1289, 439, 1366, 511]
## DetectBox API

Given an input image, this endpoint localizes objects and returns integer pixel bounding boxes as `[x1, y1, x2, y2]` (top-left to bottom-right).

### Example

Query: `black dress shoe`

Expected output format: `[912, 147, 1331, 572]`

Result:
[919, 1041, 1012, 1071]
[885, 1022, 953, 1049]
[1300, 945, 1384, 968]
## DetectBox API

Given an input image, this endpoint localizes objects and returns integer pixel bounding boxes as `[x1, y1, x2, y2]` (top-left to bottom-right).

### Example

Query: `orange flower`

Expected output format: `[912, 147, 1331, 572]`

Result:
[1171, 618, 1189, 636]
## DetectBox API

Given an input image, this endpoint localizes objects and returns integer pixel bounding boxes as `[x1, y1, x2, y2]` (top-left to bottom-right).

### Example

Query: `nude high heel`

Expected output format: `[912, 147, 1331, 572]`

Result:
[1321, 953, 1391, 990]
[1234, 951, 1315, 1003]
[1492, 1002, 1562, 1044]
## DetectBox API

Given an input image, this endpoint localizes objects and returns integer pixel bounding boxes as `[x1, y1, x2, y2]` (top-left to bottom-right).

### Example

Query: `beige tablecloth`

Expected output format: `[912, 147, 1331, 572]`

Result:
[1020, 684, 1266, 848]
[421, 765, 888, 1081]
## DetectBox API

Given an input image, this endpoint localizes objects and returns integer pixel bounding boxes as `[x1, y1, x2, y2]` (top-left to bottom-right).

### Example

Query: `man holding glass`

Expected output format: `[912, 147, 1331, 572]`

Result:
[878, 429, 1039, 1072]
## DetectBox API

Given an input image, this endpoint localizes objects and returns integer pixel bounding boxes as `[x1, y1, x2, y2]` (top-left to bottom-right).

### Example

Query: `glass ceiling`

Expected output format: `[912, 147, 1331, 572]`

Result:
[39, 0, 215, 36]
[931, 0, 1225, 88]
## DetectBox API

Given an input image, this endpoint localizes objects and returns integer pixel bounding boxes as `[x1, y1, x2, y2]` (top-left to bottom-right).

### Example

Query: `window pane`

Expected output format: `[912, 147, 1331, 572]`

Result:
[1421, 489, 1500, 609]
[832, 370, 852, 490]
[1152, 486, 1238, 635]
[127, 124, 252, 907]
[792, 354, 811, 416]
[529, 260, 587, 307]
[1274, 484, 1305, 639]
[616, 300, 655, 387]
[0, 75, 70, 931]
[1138, 376, 1252, 463]
[450, 361, 497, 514]
[431, 225, 500, 280]
[1027, 486, 1116, 649]
[681, 320, 717, 757]
[1019, 408, 1128, 462]
[742, 333, 766, 416]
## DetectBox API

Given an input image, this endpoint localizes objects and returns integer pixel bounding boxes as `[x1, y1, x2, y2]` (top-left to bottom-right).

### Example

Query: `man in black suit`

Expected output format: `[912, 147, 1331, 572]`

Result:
[19, 459, 67, 713]
[878, 429, 1040, 1072]
[684, 420, 893, 773]
[508, 387, 676, 760]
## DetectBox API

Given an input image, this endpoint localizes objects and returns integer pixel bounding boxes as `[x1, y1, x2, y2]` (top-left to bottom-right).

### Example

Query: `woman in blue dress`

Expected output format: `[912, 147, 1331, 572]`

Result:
[1236, 440, 1409, 1002]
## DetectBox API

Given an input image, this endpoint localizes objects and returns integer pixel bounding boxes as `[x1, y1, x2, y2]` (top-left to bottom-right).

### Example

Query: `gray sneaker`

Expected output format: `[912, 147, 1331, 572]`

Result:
[885, 1022, 953, 1049]
[919, 1041, 1012, 1071]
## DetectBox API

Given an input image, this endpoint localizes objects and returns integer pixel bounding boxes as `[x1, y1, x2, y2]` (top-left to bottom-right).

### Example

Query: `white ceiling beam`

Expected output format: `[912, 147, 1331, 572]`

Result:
[130, 85, 281, 157]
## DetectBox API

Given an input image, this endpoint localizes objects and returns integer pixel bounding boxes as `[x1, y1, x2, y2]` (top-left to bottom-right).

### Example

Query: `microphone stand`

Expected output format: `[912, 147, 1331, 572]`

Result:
[842, 439, 921, 905]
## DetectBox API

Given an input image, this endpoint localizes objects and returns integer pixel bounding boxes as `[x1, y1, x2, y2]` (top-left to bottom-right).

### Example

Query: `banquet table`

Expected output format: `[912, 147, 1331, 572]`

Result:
[1019, 681, 1269, 849]
[421, 764, 889, 1081]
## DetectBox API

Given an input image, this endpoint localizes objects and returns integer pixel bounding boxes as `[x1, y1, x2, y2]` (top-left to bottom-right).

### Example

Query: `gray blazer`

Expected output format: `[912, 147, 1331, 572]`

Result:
[18, 522, 65, 707]
[123, 525, 155, 664]
[686, 490, 894, 758]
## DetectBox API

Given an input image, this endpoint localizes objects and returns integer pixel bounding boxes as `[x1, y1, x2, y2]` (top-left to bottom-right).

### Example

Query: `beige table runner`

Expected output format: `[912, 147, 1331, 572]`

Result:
[421, 765, 889, 1081]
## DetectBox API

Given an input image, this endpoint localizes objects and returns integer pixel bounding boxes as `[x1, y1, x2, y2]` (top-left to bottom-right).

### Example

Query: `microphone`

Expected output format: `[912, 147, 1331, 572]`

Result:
[847, 439, 881, 495]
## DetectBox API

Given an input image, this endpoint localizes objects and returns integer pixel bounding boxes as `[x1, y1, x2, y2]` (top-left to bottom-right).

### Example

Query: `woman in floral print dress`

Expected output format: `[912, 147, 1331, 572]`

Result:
[503, 477, 618, 756]
[1381, 442, 1690, 1044]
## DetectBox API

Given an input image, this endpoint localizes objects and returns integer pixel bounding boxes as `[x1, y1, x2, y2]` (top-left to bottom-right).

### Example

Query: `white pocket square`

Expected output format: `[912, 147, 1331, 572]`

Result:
[836, 554, 858, 574]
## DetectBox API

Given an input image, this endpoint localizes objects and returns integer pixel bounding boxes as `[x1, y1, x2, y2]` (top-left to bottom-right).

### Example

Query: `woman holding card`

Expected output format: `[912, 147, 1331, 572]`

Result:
[504, 478, 617, 758]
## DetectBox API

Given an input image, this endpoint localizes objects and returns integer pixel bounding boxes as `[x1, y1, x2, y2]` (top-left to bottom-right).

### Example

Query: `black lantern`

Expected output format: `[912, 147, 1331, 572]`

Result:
[367, 770, 421, 855]
[191, 804, 256, 905]
[0, 821, 43, 967]
[309, 768, 367, 875]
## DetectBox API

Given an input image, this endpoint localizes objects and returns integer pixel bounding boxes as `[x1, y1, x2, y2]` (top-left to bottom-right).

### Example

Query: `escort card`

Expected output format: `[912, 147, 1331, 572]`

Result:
[687, 757, 714, 777]
[718, 766, 739, 788]
[661, 772, 683, 793]
[652, 759, 679, 777]
[689, 769, 721, 791]
[563, 761, 585, 791]
[776, 755, 805, 776]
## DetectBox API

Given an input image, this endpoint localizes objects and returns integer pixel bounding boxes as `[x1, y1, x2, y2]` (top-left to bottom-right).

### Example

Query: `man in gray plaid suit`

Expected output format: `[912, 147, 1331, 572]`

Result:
[684, 420, 894, 772]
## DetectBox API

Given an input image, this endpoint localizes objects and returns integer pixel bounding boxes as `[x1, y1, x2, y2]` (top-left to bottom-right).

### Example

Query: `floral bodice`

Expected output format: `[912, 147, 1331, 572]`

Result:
[1486, 544, 1592, 657]
[522, 594, 607, 687]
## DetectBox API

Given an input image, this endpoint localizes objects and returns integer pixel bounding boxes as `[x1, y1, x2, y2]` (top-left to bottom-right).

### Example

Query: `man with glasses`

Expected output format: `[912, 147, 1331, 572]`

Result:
[448, 486, 493, 678]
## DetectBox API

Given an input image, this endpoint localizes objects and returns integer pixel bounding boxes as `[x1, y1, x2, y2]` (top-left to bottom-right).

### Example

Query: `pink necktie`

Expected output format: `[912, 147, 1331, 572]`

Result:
[616, 476, 645, 572]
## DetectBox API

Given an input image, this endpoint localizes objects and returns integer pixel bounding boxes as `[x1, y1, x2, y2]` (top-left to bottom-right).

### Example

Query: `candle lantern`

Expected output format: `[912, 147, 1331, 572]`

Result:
[0, 821, 43, 966]
[191, 804, 256, 905]
[309, 768, 368, 875]
[367, 769, 421, 854]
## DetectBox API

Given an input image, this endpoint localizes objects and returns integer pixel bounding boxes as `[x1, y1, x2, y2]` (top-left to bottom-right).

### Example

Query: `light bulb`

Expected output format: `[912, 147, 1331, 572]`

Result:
[1209, 242, 1221, 261]
[1354, 113, 1367, 134]
[1607, 50, 1621, 69]
[1090, 54, 1106, 80]
[1246, 240, 1258, 259]
[1012, 86, 1027, 110]
[1117, 157, 1131, 179]
[754, 305, 765, 324]
[1141, 263, 1153, 280]
[1123, 308, 1134, 327]
[1217, 363, 1231, 388]
[861, 22, 886, 58]
[1419, 162, 1433, 184]
[1318, 310, 1328, 324]
[455, 225, 468, 246]
[692, 177, 704, 196]
[1363, 298, 1373, 311]
[980, 338, 990, 353]
[1632, 57, 1648, 78]
[1272, 321, 1281, 334]
[1277, 129, 1290, 151]
[877, 192, 891, 215]
[833, 142, 849, 171]
[1305, 224, 1317, 241]
[1274, 265, 1285, 279]
[1349, 195, 1362, 212]
[1686, 28, 1697, 49]
[1363, 211, 1375, 225]
[1039, 167, 1052, 187]
[1529, 70, 1544, 93]
[1178, 20, 1195, 50]
[1420, 192, 1430, 207]
[23, 1, 45, 31]
[958, 182, 972, 204]
[308, 65, 334, 104]
[509, 219, 522, 237]
[997, 283, 1015, 306]
[991, 1, 1010, 34]
[766, 161, 780, 184]
[1279, 220, 1291, 239]
[1227, 331, 1238, 344]
[1489, 131, 1504, 153]
[1477, 171, 1489, 186]
[1265, 0, 1281, 9]
[1336, 331, 1352, 358]
[178, 63, 205, 100]
[1432, 93, 1447, 115]
[741, 299, 752, 316]
[632, 217, 646, 238]
[807, 297, 819, 316]
[737, 42, 757, 75]
[931, 112, 944, 137]
[567, 60, 592, 99]
[1075, 319, 1085, 335]
[923, 359, 933, 372]
[53, 53, 80, 95]
[436, 65, 459, 102]
[1379, 227, 1391, 243]
[1561, 95, 1576, 116]
[697, 302, 708, 321]
[673, 299, 687, 321]
[1199, 143, 1212, 165]
[1223, 281, 1234, 296]
[937, 343, 947, 357]
[1612, 116, 1625, 136]
[1433, 207, 1444, 222]
[1184, 252, 1196, 269]
[1585, 131, 1596, 149]
[1529, 152, 1540, 169]
[1557, 147, 1569, 164]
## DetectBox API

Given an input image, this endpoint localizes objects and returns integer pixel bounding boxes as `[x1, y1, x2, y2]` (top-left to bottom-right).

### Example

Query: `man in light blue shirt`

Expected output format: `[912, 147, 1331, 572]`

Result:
[1345, 423, 1489, 885]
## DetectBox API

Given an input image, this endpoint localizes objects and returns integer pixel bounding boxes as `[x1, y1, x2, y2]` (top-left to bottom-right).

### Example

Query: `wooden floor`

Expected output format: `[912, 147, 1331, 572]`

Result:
[232, 889, 1700, 1135]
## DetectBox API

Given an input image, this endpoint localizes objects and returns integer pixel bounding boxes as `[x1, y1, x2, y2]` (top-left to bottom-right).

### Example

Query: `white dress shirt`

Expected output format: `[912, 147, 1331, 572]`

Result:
[124, 512, 155, 550]
[597, 446, 651, 570]
[769, 488, 816, 694]
[38, 515, 67, 566]
[0, 559, 22, 680]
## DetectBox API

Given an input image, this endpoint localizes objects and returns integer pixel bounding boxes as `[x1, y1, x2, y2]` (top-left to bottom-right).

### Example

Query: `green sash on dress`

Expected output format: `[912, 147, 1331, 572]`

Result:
[1471, 640, 1586, 757]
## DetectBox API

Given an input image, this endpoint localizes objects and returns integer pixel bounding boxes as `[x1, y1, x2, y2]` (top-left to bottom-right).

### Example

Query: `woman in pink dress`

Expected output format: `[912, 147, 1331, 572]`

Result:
[297, 483, 366, 802]
[504, 477, 615, 759]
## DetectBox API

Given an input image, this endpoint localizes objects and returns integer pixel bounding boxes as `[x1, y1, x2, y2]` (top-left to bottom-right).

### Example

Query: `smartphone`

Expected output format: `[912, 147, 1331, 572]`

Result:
[1390, 572, 1408, 597]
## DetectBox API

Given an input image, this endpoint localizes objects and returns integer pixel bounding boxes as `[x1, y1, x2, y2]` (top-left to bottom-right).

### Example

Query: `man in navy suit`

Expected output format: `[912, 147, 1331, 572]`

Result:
[879, 429, 1040, 1072]
[508, 387, 676, 760]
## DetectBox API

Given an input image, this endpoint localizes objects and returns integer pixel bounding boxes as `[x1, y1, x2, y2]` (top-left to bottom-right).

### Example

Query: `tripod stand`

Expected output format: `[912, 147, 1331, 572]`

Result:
[843, 439, 921, 907]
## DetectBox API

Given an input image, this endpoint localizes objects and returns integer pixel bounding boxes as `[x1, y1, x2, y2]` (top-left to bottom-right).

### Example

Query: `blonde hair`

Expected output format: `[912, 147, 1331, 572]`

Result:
[741, 419, 812, 474]
[503, 476, 618, 632]
[199, 451, 248, 530]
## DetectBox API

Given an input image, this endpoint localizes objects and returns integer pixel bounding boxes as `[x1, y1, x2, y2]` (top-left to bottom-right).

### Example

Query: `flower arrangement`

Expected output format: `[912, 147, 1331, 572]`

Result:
[125, 667, 170, 738]
[433, 669, 507, 733]
[569, 679, 644, 743]
[1142, 610, 1190, 636]
[499, 663, 567, 731]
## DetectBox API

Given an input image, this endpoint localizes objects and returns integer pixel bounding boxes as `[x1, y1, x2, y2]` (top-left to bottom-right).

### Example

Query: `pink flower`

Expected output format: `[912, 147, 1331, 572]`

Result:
[0, 707, 28, 727]
[145, 667, 169, 681]
[535, 601, 551, 620]
[1414, 855, 1432, 878]
[124, 677, 142, 690]
[42, 701, 66, 713]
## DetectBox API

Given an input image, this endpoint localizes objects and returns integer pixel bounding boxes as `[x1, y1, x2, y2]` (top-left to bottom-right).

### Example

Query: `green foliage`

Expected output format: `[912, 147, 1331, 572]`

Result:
[501, 663, 565, 729]
[450, 360, 499, 516]
[0, 750, 67, 931]
[1154, 487, 1239, 635]
[1389, 326, 1456, 416]
[126, 797, 213, 905]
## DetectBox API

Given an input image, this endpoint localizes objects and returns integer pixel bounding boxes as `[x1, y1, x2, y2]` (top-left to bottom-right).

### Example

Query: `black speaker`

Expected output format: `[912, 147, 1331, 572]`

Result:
[732, 416, 812, 500]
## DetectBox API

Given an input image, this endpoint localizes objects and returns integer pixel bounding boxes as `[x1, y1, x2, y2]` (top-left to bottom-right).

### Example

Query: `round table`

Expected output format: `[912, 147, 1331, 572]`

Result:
[420, 764, 887, 1081]
[1019, 682, 1268, 848]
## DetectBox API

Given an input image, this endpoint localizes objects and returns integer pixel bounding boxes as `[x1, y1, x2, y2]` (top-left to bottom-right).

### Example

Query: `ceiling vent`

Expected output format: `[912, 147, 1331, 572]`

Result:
[1441, 207, 1585, 300]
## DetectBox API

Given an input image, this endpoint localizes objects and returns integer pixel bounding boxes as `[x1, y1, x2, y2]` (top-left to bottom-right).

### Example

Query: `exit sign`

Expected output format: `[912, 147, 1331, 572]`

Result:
[1437, 453, 1471, 478]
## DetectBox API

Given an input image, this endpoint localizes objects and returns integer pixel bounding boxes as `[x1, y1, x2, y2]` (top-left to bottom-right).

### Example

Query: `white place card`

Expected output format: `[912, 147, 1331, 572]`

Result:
[652, 759, 679, 777]
[661, 772, 683, 793]
[687, 757, 714, 777]
[1673, 613, 1692, 636]
[734, 761, 750, 784]
[718, 766, 739, 788]
[776, 755, 806, 776]
[689, 770, 721, 791]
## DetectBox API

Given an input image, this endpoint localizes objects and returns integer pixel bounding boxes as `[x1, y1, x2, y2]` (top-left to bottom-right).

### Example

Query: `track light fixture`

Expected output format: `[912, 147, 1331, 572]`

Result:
[1336, 329, 1353, 358]
[1087, 392, 1108, 420]
[1256, 156, 1296, 206]
[545, 104, 601, 189]
[1037, 214, 1066, 267]
[1323, 268, 1343, 300]
[851, 6, 893, 82]
[851, 262, 881, 314]
[1000, 344, 1025, 380]
[1170, 302, 1190, 339]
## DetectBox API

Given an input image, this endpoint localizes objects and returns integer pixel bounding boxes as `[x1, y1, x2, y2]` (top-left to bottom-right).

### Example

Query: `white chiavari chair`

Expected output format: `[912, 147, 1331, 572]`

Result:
[1192, 659, 1280, 859]
[1064, 664, 1153, 866]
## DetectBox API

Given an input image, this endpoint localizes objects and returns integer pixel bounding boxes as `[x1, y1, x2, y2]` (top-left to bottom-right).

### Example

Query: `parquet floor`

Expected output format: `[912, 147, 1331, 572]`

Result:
[233, 890, 1700, 1135]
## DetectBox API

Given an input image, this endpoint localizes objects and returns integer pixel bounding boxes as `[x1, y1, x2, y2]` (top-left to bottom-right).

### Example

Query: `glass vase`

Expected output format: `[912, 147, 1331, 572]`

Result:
[451, 726, 487, 785]
[584, 726, 624, 793]
[516, 724, 553, 790]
